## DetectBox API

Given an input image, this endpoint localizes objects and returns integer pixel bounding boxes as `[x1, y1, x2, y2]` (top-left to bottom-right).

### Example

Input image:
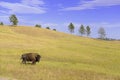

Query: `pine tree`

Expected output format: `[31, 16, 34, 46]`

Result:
[9, 14, 18, 26]
[86, 26, 91, 36]
[0, 22, 4, 25]
[68, 23, 75, 34]
[79, 25, 85, 36]
[53, 29, 56, 31]
[46, 27, 50, 30]
[35, 24, 41, 28]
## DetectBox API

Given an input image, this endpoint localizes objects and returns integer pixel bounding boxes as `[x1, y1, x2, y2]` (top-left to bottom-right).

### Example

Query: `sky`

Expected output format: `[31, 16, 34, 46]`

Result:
[0, 0, 120, 39]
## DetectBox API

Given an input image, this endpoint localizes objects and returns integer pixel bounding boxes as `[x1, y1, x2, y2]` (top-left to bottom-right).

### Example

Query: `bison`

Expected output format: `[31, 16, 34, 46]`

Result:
[21, 53, 41, 64]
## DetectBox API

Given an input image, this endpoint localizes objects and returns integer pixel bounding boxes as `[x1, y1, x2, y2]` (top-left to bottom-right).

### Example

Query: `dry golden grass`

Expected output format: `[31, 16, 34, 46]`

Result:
[0, 25, 120, 80]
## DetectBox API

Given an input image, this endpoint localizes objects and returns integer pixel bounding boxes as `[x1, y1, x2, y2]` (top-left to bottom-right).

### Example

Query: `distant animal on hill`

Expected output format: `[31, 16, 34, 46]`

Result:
[21, 53, 41, 64]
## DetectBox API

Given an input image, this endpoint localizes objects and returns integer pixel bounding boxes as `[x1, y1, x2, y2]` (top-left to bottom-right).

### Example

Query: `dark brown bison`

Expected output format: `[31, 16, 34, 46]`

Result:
[21, 53, 41, 64]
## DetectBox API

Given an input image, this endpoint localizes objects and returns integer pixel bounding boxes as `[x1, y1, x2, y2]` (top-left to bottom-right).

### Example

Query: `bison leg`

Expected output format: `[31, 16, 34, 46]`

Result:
[22, 60, 26, 64]
[22, 58, 27, 64]
[32, 60, 36, 64]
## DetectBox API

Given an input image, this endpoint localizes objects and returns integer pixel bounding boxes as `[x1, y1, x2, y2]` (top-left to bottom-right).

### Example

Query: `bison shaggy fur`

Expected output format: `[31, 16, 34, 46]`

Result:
[21, 53, 41, 64]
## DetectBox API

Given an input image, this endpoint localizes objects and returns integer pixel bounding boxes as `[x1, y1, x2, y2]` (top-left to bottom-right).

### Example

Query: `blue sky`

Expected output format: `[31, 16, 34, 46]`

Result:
[0, 0, 120, 39]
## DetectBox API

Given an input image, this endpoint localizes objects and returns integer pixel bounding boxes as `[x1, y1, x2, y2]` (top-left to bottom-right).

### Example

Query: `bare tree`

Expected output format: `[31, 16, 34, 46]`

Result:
[98, 27, 106, 39]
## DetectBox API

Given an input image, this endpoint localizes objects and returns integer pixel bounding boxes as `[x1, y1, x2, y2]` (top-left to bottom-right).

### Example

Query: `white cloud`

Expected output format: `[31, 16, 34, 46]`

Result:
[62, 0, 120, 11]
[21, 0, 45, 7]
[0, 0, 46, 14]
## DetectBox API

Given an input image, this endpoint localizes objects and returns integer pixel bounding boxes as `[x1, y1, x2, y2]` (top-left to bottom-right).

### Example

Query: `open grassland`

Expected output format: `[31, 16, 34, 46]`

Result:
[0, 25, 120, 80]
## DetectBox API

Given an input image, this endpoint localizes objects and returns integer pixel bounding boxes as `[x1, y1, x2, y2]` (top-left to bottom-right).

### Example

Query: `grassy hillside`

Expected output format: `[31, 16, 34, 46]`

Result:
[0, 25, 120, 80]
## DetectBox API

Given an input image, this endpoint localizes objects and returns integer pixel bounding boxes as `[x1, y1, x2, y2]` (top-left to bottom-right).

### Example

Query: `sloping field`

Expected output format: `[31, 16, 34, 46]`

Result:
[0, 25, 120, 80]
